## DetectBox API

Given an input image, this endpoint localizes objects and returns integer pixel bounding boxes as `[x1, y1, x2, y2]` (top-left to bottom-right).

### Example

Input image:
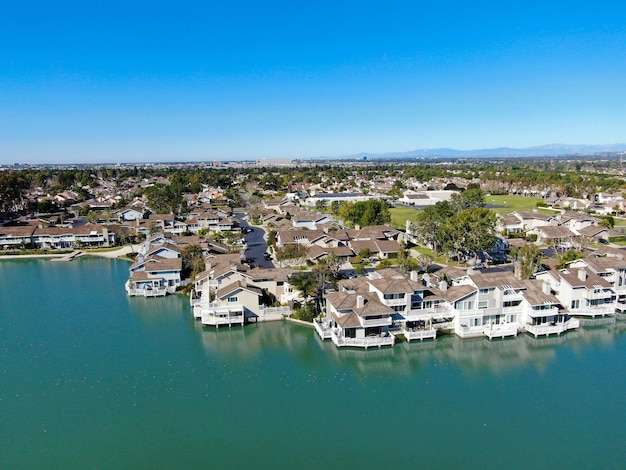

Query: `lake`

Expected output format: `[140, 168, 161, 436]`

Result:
[1, 257, 625, 469]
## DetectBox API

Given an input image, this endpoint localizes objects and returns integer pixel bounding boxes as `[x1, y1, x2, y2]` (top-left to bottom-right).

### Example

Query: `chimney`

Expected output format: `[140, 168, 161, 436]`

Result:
[356, 295, 365, 308]
[542, 281, 551, 295]
[578, 268, 587, 281]
[422, 273, 431, 287]
[410, 270, 418, 282]
[439, 280, 448, 292]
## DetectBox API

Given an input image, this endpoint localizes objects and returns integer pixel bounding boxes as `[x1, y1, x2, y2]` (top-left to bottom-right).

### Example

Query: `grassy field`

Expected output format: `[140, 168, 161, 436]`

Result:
[390, 194, 547, 229]
[485, 194, 544, 215]
[390, 206, 420, 229]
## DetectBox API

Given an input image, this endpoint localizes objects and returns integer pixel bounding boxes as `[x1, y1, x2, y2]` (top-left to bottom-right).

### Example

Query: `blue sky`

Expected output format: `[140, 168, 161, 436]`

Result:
[1, 1, 625, 163]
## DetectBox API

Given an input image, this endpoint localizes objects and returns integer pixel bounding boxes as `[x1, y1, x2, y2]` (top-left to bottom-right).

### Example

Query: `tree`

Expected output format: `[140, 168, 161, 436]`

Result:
[412, 201, 455, 254]
[556, 250, 585, 269]
[340, 199, 391, 227]
[397, 249, 419, 273]
[600, 215, 615, 229]
[288, 272, 318, 304]
[315, 199, 328, 213]
[182, 244, 205, 279]
[0, 171, 28, 214]
[451, 188, 485, 212]
[86, 211, 99, 224]
[275, 244, 308, 265]
[515, 244, 543, 279]
[417, 254, 434, 273]
[442, 208, 496, 262]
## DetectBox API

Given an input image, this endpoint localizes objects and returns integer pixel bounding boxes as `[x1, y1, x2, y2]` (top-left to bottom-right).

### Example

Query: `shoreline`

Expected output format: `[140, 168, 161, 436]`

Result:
[0, 245, 139, 260]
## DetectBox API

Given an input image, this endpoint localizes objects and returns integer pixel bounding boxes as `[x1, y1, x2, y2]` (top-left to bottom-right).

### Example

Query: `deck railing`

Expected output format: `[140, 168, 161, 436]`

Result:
[403, 328, 436, 341]
[331, 331, 395, 348]
[525, 318, 580, 337]
[360, 317, 392, 328]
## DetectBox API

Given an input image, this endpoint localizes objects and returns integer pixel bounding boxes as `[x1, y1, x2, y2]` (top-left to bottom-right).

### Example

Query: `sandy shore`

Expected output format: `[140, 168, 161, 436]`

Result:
[0, 245, 140, 260]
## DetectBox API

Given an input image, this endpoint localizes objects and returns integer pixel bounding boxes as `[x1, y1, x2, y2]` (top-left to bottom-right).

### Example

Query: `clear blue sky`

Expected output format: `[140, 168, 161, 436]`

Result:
[1, 1, 625, 163]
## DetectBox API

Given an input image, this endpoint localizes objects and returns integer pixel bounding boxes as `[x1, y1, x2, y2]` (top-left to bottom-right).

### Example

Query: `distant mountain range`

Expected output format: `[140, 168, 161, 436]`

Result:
[333, 143, 626, 160]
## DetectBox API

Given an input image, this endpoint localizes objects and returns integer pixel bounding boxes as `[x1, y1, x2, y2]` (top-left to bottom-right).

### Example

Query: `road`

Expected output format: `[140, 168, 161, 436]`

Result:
[238, 217, 275, 269]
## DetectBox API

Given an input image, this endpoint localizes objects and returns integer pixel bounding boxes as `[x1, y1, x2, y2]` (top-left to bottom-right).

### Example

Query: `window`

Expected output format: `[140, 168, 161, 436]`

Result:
[479, 288, 490, 294]
[478, 301, 488, 309]
[228, 296, 238, 303]
[571, 299, 579, 309]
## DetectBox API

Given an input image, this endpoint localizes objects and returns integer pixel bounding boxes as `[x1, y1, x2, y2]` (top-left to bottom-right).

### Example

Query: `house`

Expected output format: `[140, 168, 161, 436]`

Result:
[535, 267, 615, 318]
[126, 256, 183, 296]
[319, 291, 395, 348]
[118, 208, 145, 222]
[31, 224, 116, 249]
[192, 280, 263, 328]
[0, 224, 36, 249]
[528, 225, 576, 246]
[519, 279, 579, 337]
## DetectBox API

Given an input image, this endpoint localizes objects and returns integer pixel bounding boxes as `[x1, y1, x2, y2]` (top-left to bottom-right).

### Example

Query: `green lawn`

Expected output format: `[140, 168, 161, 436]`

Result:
[390, 206, 420, 229]
[485, 194, 544, 215]
[390, 195, 546, 229]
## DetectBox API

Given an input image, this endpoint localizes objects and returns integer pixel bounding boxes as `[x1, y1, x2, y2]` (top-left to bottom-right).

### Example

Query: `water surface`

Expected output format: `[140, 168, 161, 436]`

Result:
[1, 258, 625, 469]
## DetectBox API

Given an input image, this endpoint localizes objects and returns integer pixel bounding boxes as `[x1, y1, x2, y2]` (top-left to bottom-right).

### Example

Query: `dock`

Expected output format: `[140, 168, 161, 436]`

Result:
[51, 250, 83, 262]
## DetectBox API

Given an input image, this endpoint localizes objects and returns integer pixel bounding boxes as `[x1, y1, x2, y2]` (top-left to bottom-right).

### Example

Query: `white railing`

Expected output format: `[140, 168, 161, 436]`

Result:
[483, 322, 519, 339]
[403, 328, 436, 341]
[502, 292, 524, 302]
[383, 297, 407, 306]
[583, 290, 614, 300]
[525, 318, 579, 337]
[331, 331, 395, 348]
[569, 306, 615, 317]
[502, 306, 523, 315]
[526, 307, 560, 318]
[457, 307, 501, 318]
[404, 308, 440, 320]
[314, 319, 333, 339]
[126, 286, 168, 297]
[261, 306, 292, 317]
[456, 325, 485, 338]
[201, 309, 245, 327]
[360, 317, 392, 328]
[432, 321, 454, 330]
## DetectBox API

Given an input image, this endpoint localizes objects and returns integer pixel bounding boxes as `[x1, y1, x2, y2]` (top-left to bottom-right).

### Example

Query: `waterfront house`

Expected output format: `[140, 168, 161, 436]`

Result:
[519, 279, 579, 337]
[126, 256, 183, 296]
[535, 267, 615, 318]
[320, 291, 395, 349]
[192, 279, 263, 328]
[0, 224, 36, 249]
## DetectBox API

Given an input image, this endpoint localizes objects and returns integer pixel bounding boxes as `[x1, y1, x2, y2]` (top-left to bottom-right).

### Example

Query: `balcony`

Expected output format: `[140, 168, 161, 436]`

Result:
[525, 318, 580, 337]
[383, 297, 407, 306]
[457, 307, 501, 318]
[359, 316, 393, 328]
[200, 307, 245, 328]
[456, 324, 485, 339]
[126, 287, 168, 297]
[583, 290, 614, 301]
[404, 308, 440, 321]
[313, 319, 333, 340]
[402, 327, 436, 341]
[502, 291, 524, 302]
[331, 330, 395, 349]
[569, 305, 615, 317]
[526, 307, 560, 318]
[483, 322, 519, 339]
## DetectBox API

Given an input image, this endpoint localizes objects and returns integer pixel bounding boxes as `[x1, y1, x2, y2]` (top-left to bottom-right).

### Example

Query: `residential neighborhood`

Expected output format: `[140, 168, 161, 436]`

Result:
[2, 157, 626, 350]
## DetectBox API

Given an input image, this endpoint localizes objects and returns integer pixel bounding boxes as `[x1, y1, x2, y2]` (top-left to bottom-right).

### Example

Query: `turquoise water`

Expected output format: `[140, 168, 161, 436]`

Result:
[1, 258, 626, 469]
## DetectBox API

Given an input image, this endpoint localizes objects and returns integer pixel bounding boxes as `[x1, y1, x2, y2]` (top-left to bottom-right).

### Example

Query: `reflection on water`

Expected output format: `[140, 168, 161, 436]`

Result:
[192, 316, 626, 376]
